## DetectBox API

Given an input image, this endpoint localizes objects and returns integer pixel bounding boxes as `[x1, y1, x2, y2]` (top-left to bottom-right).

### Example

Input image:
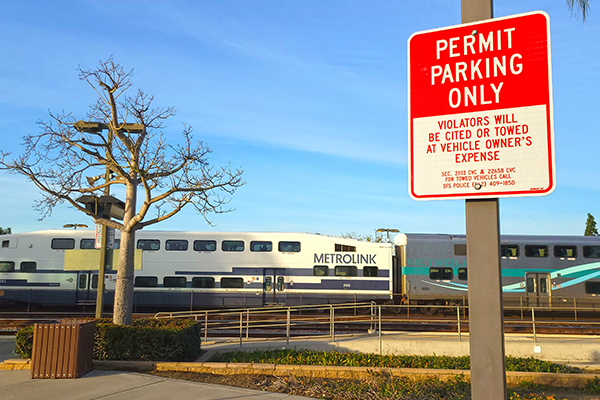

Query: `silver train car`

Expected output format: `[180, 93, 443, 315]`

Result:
[395, 233, 600, 310]
[1, 230, 600, 311]
[0, 230, 393, 310]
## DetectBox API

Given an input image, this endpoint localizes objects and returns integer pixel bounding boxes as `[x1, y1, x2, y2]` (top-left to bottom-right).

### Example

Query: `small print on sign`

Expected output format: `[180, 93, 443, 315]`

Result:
[408, 11, 555, 200]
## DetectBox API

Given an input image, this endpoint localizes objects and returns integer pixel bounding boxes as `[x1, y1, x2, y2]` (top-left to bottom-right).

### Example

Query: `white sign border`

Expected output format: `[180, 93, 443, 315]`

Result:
[407, 11, 555, 201]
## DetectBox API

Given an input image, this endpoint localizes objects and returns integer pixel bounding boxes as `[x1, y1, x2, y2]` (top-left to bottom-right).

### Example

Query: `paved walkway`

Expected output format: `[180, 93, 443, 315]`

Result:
[2, 332, 599, 400]
[0, 369, 310, 400]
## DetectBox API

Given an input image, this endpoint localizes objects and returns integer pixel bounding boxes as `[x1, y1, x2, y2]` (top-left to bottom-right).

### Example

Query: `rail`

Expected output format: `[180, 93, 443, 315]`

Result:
[154, 302, 600, 354]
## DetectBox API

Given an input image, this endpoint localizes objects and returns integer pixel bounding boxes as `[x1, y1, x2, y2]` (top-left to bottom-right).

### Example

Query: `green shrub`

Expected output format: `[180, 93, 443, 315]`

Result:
[212, 349, 577, 373]
[94, 318, 201, 361]
[14, 318, 201, 362]
[586, 376, 600, 394]
[14, 325, 34, 359]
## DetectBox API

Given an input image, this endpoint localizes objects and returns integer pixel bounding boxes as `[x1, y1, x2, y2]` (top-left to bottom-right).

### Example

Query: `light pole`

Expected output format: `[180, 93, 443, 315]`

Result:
[74, 120, 141, 319]
[376, 228, 399, 243]
[63, 224, 88, 230]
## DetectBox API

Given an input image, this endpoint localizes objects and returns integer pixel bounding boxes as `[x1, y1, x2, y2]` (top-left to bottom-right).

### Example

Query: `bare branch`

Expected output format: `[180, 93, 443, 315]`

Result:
[0, 57, 245, 325]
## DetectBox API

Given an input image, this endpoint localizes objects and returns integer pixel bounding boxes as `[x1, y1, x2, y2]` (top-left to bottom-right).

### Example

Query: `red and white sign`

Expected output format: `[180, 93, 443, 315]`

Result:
[408, 11, 555, 200]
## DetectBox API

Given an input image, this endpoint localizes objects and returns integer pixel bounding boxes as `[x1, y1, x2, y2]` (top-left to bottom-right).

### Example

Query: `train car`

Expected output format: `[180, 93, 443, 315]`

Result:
[395, 233, 600, 310]
[0, 230, 394, 310]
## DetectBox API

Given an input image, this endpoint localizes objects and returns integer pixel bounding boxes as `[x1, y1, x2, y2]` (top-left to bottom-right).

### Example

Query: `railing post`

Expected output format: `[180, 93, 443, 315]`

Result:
[520, 297, 523, 320]
[287, 308, 291, 346]
[532, 307, 537, 343]
[240, 312, 243, 347]
[457, 306, 462, 342]
[246, 309, 250, 340]
[378, 305, 382, 355]
[204, 312, 208, 342]
[330, 305, 335, 343]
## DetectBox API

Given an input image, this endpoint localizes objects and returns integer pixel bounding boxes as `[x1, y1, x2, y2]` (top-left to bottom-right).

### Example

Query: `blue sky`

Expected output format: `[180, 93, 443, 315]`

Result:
[0, 1, 598, 237]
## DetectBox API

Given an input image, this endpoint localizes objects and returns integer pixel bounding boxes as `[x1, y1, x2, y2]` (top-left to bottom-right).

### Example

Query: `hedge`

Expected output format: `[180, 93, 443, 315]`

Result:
[14, 318, 201, 362]
[212, 349, 578, 373]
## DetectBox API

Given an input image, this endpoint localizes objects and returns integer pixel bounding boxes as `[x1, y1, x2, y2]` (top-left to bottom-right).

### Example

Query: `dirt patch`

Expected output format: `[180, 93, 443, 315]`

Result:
[149, 370, 599, 399]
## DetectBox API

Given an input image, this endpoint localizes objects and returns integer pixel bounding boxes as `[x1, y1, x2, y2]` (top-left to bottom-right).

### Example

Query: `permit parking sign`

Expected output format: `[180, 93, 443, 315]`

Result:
[408, 11, 555, 200]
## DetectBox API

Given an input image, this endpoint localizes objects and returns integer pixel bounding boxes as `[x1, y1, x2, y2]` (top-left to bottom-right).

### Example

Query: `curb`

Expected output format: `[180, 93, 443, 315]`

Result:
[2, 359, 599, 388]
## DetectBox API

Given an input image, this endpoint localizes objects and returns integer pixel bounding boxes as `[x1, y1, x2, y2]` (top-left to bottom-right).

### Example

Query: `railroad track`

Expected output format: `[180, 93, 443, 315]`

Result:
[0, 312, 156, 335]
[2, 310, 599, 337]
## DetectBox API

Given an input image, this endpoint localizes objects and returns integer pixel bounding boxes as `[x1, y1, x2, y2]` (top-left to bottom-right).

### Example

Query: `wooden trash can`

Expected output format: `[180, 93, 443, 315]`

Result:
[31, 321, 95, 379]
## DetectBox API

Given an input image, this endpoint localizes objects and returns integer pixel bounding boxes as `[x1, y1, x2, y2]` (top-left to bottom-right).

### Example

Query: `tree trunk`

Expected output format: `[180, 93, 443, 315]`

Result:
[113, 182, 138, 325]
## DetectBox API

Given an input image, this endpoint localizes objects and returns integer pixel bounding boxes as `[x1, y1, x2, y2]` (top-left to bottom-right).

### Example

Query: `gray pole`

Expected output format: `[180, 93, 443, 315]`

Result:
[95, 130, 112, 319]
[461, 1, 507, 399]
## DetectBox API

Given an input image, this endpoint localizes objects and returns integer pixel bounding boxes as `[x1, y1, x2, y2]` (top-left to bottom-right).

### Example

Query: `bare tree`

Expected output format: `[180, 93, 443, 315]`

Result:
[567, 0, 591, 22]
[0, 57, 244, 325]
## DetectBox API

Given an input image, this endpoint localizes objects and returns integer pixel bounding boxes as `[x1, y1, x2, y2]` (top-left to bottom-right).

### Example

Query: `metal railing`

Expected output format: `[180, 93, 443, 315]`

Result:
[155, 302, 600, 354]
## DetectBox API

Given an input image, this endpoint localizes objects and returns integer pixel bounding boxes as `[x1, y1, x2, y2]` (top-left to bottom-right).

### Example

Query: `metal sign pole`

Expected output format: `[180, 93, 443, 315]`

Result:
[462, 2, 507, 399]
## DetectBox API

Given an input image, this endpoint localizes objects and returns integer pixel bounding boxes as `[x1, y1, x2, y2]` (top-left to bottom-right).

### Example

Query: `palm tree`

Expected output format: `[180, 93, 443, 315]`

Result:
[567, 0, 591, 22]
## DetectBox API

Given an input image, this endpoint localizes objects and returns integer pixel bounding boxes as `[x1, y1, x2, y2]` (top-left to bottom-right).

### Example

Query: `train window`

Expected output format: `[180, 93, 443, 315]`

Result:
[524, 245, 548, 258]
[458, 268, 467, 280]
[79, 274, 87, 289]
[539, 278, 548, 294]
[80, 239, 96, 249]
[222, 241, 244, 252]
[192, 277, 215, 288]
[279, 241, 301, 252]
[194, 240, 216, 252]
[277, 276, 285, 291]
[526, 277, 535, 293]
[137, 240, 160, 251]
[363, 266, 379, 277]
[264, 276, 272, 291]
[135, 276, 158, 287]
[335, 244, 356, 252]
[250, 241, 272, 252]
[583, 246, 600, 258]
[313, 265, 329, 276]
[166, 240, 189, 251]
[429, 268, 453, 280]
[220, 277, 244, 288]
[91, 274, 98, 290]
[554, 245, 577, 258]
[1, 240, 8, 248]
[0, 261, 15, 272]
[114, 239, 120, 249]
[51, 238, 75, 250]
[163, 276, 187, 287]
[335, 266, 358, 277]
[454, 244, 467, 256]
[20, 262, 36, 272]
[501, 245, 519, 257]
[585, 281, 600, 294]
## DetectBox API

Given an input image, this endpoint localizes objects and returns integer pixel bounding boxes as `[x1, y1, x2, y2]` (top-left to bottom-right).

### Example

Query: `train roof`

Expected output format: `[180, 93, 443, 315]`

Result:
[0, 230, 393, 247]
[394, 233, 600, 245]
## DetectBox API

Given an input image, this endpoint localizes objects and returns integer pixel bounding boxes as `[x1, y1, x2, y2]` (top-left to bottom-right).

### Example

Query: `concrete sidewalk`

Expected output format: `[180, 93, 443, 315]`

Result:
[0, 369, 310, 400]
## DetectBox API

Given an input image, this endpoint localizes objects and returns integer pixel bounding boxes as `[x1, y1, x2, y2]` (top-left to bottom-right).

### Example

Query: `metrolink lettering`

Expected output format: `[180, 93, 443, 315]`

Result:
[406, 258, 467, 268]
[314, 253, 377, 265]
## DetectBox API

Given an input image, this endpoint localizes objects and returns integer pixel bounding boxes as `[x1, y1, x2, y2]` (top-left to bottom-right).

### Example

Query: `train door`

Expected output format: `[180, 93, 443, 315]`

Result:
[263, 268, 286, 306]
[76, 272, 98, 306]
[525, 272, 551, 307]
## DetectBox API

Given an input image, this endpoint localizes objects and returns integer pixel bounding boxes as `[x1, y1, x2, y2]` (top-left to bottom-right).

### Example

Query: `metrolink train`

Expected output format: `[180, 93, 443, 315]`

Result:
[0, 230, 599, 311]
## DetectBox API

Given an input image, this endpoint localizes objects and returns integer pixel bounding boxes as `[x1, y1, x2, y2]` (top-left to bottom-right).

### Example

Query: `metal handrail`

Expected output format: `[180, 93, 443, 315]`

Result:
[154, 301, 600, 353]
